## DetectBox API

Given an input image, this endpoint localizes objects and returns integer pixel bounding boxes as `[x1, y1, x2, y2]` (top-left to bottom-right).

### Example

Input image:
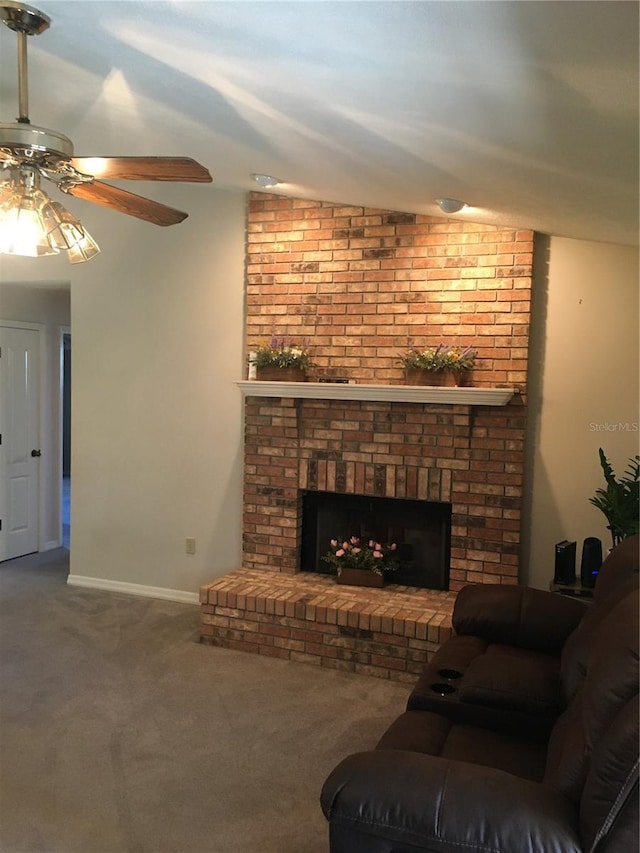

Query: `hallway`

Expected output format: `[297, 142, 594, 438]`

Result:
[62, 475, 70, 549]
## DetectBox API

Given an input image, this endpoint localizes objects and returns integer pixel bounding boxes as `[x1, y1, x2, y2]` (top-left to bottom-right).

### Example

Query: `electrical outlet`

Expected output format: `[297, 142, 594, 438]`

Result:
[185, 537, 196, 555]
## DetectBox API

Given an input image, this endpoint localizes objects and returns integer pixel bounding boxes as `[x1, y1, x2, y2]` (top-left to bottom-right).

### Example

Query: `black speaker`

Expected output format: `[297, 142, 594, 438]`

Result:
[554, 540, 576, 585]
[580, 537, 603, 589]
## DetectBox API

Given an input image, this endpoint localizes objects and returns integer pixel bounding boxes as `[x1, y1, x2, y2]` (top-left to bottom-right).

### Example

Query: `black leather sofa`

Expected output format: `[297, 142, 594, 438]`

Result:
[321, 535, 639, 853]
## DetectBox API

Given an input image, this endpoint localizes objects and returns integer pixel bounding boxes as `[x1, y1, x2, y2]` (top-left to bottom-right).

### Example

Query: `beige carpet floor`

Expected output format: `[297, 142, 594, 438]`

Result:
[0, 549, 409, 853]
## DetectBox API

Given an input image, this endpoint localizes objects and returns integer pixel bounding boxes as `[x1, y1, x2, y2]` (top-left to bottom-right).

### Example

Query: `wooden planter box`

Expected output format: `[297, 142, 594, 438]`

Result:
[337, 568, 384, 588]
[256, 366, 307, 382]
[404, 368, 473, 387]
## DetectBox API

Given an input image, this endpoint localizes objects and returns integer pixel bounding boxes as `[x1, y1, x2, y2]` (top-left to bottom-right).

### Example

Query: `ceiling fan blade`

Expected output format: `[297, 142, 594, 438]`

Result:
[70, 156, 212, 183]
[63, 180, 188, 226]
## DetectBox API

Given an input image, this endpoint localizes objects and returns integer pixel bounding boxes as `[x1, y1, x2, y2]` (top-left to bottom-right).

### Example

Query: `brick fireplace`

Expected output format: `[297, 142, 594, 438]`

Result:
[200, 194, 533, 680]
[240, 395, 525, 588]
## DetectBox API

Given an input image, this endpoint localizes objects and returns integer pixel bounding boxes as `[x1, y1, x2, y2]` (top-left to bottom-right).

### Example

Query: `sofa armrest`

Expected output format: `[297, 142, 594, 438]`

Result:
[453, 585, 587, 653]
[321, 750, 581, 853]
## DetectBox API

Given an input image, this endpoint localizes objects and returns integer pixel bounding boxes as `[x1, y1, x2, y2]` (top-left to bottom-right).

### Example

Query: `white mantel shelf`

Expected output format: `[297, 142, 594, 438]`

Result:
[237, 381, 515, 406]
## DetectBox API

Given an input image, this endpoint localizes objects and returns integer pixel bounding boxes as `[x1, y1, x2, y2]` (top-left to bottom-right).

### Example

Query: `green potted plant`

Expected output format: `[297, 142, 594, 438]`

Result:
[254, 337, 313, 381]
[399, 344, 476, 386]
[589, 448, 639, 548]
[322, 536, 399, 587]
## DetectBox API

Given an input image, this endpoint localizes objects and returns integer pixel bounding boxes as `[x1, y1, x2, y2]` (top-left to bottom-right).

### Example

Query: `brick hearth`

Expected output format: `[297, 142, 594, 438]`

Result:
[200, 568, 455, 683]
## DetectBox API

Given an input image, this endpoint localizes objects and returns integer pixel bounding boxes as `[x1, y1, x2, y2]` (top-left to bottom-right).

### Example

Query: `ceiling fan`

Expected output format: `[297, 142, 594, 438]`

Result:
[0, 0, 212, 262]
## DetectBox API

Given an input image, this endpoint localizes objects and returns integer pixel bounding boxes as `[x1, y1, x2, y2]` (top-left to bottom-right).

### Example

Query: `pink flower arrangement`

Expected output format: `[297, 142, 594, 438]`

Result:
[323, 536, 399, 576]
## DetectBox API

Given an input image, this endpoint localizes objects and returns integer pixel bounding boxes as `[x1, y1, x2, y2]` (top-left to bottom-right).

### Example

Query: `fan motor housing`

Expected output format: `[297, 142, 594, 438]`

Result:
[0, 121, 73, 162]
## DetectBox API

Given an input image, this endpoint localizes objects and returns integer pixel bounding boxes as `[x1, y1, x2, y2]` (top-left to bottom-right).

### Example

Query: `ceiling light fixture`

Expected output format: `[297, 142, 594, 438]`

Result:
[251, 173, 280, 188]
[0, 2, 100, 263]
[437, 198, 467, 214]
[0, 166, 100, 261]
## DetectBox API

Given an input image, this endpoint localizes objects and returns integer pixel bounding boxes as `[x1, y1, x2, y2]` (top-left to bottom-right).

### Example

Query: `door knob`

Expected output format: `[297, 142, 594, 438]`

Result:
[31, 449, 42, 457]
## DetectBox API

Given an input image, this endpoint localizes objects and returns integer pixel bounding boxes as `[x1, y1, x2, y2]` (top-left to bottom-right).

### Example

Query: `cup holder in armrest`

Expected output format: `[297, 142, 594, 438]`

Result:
[438, 668, 462, 680]
[431, 682, 457, 696]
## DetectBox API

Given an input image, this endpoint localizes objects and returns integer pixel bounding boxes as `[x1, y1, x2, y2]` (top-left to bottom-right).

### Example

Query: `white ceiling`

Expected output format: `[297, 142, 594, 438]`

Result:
[1, 1, 638, 246]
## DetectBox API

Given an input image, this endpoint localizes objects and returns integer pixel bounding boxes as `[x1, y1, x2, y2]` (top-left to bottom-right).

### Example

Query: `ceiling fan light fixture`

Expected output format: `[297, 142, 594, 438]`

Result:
[67, 229, 100, 264]
[0, 202, 58, 256]
[41, 198, 100, 262]
[0, 173, 59, 256]
[41, 199, 85, 250]
[251, 173, 280, 188]
[0, 167, 100, 261]
[437, 198, 467, 214]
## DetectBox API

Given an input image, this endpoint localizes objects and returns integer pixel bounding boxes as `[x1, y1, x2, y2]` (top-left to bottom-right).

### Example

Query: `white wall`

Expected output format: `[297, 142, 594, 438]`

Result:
[0, 185, 246, 600]
[524, 237, 639, 589]
[2, 193, 637, 600]
[0, 282, 71, 549]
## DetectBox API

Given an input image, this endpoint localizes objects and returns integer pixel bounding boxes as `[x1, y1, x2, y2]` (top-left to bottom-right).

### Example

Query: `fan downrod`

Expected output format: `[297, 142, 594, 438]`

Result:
[0, 0, 49, 35]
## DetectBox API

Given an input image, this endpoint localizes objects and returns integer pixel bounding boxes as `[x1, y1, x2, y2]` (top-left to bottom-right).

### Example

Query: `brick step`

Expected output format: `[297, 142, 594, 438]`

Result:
[200, 569, 456, 683]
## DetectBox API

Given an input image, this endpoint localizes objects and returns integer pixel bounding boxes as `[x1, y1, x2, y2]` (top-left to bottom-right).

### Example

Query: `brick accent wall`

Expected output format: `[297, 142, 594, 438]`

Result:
[242, 194, 533, 589]
[247, 194, 533, 387]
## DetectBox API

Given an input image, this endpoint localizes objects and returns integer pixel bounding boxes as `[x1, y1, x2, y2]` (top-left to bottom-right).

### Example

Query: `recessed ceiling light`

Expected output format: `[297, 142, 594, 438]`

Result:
[437, 198, 466, 214]
[251, 173, 280, 188]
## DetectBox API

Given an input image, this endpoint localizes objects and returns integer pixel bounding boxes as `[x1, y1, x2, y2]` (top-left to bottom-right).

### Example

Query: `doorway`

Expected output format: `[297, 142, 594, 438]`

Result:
[0, 323, 42, 561]
[61, 331, 71, 549]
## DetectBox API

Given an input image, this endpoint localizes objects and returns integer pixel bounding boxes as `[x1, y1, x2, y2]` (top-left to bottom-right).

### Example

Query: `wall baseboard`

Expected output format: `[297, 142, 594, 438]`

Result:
[43, 540, 61, 552]
[66, 574, 199, 605]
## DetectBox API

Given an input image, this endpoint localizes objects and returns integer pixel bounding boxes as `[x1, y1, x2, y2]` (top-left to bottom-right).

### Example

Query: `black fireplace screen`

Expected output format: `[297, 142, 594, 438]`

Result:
[301, 491, 451, 590]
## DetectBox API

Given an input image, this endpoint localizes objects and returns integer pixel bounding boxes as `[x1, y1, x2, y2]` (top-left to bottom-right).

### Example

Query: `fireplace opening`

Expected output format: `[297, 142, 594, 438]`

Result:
[300, 491, 451, 590]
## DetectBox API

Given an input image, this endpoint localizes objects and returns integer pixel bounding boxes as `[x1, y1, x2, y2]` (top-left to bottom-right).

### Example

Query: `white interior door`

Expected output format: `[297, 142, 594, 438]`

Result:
[0, 325, 41, 561]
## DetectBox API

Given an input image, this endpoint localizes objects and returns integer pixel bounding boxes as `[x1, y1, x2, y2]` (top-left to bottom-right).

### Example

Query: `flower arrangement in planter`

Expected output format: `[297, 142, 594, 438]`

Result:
[322, 536, 399, 587]
[254, 337, 313, 381]
[589, 448, 639, 548]
[399, 344, 477, 386]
